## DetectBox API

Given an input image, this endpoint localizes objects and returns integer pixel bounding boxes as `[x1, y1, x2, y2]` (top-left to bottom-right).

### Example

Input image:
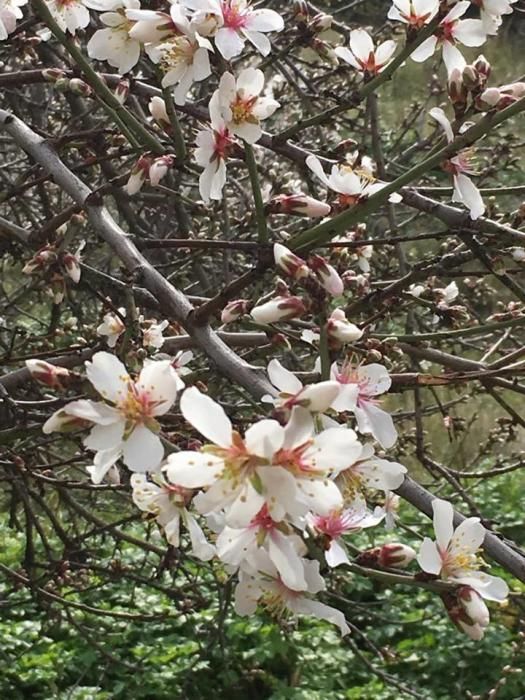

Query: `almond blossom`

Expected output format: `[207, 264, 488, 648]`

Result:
[336, 444, 407, 502]
[473, 0, 517, 35]
[146, 28, 213, 105]
[194, 91, 236, 202]
[87, 0, 141, 74]
[387, 0, 439, 28]
[306, 154, 402, 208]
[262, 358, 340, 414]
[43, 352, 181, 482]
[216, 68, 280, 144]
[443, 585, 491, 640]
[45, 0, 90, 34]
[234, 549, 350, 635]
[165, 389, 361, 528]
[410, 2, 487, 75]
[251, 295, 306, 324]
[97, 308, 126, 348]
[141, 318, 169, 350]
[0, 0, 27, 40]
[335, 29, 396, 76]
[183, 0, 284, 60]
[430, 107, 485, 220]
[417, 498, 509, 601]
[330, 361, 397, 449]
[131, 473, 215, 560]
[309, 496, 385, 567]
[273, 243, 310, 281]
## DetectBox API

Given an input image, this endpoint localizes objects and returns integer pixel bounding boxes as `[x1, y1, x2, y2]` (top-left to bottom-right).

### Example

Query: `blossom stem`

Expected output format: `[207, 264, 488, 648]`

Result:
[244, 143, 269, 244]
[319, 321, 330, 380]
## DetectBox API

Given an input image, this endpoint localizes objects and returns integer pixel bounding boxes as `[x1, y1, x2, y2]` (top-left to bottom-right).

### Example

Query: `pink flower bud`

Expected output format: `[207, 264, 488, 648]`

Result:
[114, 79, 130, 105]
[500, 81, 525, 99]
[457, 587, 490, 628]
[149, 155, 175, 187]
[62, 252, 81, 284]
[26, 360, 71, 389]
[449, 68, 467, 104]
[473, 54, 491, 81]
[269, 194, 331, 218]
[377, 543, 416, 569]
[125, 155, 151, 195]
[309, 254, 344, 296]
[68, 78, 92, 97]
[461, 65, 479, 91]
[326, 308, 363, 343]
[42, 68, 66, 83]
[221, 299, 249, 324]
[477, 87, 501, 109]
[309, 12, 333, 32]
[149, 96, 170, 126]
[251, 296, 306, 324]
[273, 243, 310, 280]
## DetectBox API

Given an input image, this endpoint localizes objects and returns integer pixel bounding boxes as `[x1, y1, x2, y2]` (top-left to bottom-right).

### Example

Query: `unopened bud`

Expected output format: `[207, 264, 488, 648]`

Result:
[268, 194, 331, 218]
[458, 587, 490, 628]
[114, 78, 130, 105]
[68, 78, 92, 97]
[274, 243, 310, 280]
[251, 295, 306, 324]
[476, 87, 501, 110]
[473, 54, 491, 81]
[461, 65, 480, 91]
[54, 77, 70, 93]
[292, 0, 310, 22]
[377, 543, 416, 568]
[149, 96, 170, 126]
[449, 68, 468, 106]
[149, 154, 175, 186]
[42, 68, 65, 83]
[309, 12, 333, 33]
[26, 360, 72, 389]
[125, 155, 151, 195]
[309, 254, 344, 296]
[221, 299, 249, 324]
[326, 308, 363, 343]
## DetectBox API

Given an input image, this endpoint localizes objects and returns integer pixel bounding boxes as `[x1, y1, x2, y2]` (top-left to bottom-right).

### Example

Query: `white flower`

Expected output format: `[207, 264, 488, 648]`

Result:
[410, 2, 487, 75]
[430, 107, 485, 220]
[194, 91, 236, 202]
[43, 352, 181, 481]
[309, 496, 384, 567]
[87, 0, 141, 74]
[165, 389, 360, 527]
[235, 549, 350, 635]
[131, 473, 215, 560]
[306, 154, 401, 207]
[217, 505, 308, 590]
[0, 0, 27, 40]
[45, 0, 90, 34]
[388, 0, 439, 28]
[183, 0, 284, 60]
[125, 4, 187, 44]
[330, 361, 397, 449]
[476, 0, 517, 34]
[141, 319, 169, 349]
[417, 498, 509, 601]
[146, 29, 213, 105]
[326, 308, 363, 344]
[97, 308, 126, 348]
[262, 358, 340, 414]
[335, 29, 396, 76]
[216, 68, 279, 144]
[336, 444, 407, 500]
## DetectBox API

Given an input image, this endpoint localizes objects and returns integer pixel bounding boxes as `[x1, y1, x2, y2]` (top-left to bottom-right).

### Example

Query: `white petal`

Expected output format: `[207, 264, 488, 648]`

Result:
[268, 358, 303, 394]
[164, 451, 223, 488]
[137, 361, 179, 416]
[453, 173, 485, 220]
[245, 9, 283, 32]
[450, 517, 485, 555]
[429, 107, 454, 143]
[215, 27, 245, 60]
[86, 447, 122, 485]
[410, 36, 437, 63]
[355, 403, 397, 449]
[268, 531, 307, 591]
[244, 419, 284, 460]
[349, 29, 373, 62]
[282, 406, 314, 449]
[183, 511, 216, 561]
[291, 598, 350, 636]
[432, 498, 454, 550]
[417, 537, 443, 574]
[84, 420, 125, 451]
[122, 425, 164, 472]
[86, 352, 130, 404]
[325, 539, 350, 568]
[180, 386, 232, 447]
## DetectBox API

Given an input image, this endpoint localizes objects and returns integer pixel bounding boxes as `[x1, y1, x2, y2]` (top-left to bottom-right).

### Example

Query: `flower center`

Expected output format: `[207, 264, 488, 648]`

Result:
[221, 0, 248, 30]
[160, 36, 197, 70]
[230, 95, 258, 124]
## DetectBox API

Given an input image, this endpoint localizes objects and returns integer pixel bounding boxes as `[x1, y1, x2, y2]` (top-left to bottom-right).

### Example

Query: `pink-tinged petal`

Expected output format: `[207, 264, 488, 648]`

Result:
[349, 28, 374, 62]
[86, 447, 122, 485]
[86, 351, 130, 404]
[358, 363, 392, 396]
[164, 451, 223, 488]
[180, 386, 232, 447]
[334, 46, 361, 70]
[268, 531, 307, 591]
[137, 360, 179, 415]
[290, 598, 350, 636]
[246, 9, 283, 32]
[282, 406, 314, 449]
[453, 173, 485, 220]
[417, 537, 443, 574]
[410, 36, 437, 63]
[215, 26, 245, 59]
[325, 539, 350, 568]
[450, 517, 485, 555]
[442, 41, 467, 76]
[455, 573, 508, 602]
[432, 498, 454, 550]
[331, 383, 359, 413]
[429, 107, 454, 143]
[226, 482, 266, 528]
[122, 425, 164, 472]
[183, 511, 216, 561]
[84, 420, 125, 452]
[268, 358, 303, 395]
[244, 419, 284, 460]
[306, 155, 333, 190]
